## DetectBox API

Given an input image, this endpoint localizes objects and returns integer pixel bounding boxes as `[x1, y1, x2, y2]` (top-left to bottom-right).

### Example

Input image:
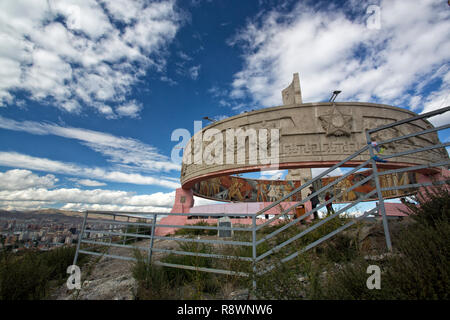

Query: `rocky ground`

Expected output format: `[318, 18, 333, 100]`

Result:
[52, 237, 181, 300]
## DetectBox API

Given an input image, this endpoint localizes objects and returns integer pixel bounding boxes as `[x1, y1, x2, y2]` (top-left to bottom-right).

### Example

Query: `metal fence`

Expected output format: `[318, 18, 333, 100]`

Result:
[73, 105, 450, 287]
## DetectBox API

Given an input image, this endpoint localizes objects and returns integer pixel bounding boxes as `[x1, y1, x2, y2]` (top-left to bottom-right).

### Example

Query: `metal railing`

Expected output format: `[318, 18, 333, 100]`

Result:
[73, 105, 450, 288]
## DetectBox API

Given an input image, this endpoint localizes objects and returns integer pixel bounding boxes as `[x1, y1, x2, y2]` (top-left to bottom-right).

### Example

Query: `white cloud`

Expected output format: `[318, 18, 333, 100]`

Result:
[0, 201, 49, 212]
[193, 196, 223, 206]
[0, 169, 58, 190]
[69, 179, 107, 187]
[311, 167, 344, 178]
[0, 116, 180, 173]
[116, 101, 143, 118]
[229, 0, 450, 114]
[0, 179, 224, 212]
[0, 188, 174, 206]
[259, 169, 285, 180]
[0, 168, 225, 211]
[0, 187, 175, 212]
[0, 151, 180, 189]
[0, 0, 181, 117]
[59, 203, 172, 213]
[420, 70, 450, 126]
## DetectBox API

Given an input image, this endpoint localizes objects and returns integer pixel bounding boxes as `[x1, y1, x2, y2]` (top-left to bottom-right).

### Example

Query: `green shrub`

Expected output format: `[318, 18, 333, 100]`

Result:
[122, 224, 151, 244]
[254, 259, 307, 300]
[402, 185, 449, 228]
[0, 251, 51, 300]
[132, 250, 182, 299]
[161, 242, 216, 286]
[0, 246, 86, 300]
[174, 221, 217, 236]
[319, 187, 450, 300]
[133, 242, 221, 299]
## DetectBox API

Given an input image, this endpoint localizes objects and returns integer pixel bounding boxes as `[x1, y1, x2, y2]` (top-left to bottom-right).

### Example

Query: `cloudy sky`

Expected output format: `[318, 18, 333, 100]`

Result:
[0, 0, 449, 212]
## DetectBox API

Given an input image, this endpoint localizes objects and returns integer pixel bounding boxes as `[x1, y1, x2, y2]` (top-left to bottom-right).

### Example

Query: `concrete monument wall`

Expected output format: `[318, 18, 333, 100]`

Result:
[181, 101, 447, 189]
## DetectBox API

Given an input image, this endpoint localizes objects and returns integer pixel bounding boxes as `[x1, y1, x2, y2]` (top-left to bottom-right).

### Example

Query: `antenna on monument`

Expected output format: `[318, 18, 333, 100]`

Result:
[329, 90, 342, 102]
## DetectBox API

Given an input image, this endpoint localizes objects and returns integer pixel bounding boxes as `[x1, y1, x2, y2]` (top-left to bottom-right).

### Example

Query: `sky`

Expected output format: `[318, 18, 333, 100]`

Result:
[0, 0, 449, 213]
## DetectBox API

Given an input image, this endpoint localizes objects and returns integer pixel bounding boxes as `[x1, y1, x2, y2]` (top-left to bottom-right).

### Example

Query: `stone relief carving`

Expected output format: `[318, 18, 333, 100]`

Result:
[282, 141, 365, 157]
[318, 106, 353, 137]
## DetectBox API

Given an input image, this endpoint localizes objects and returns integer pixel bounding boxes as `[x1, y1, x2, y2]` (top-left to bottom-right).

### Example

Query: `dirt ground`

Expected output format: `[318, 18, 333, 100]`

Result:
[52, 237, 182, 300]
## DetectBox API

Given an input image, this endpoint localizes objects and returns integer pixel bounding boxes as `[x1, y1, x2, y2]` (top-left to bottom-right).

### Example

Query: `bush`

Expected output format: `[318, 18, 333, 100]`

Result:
[319, 187, 450, 300]
[174, 221, 217, 236]
[132, 242, 221, 299]
[0, 251, 51, 300]
[0, 246, 87, 300]
[122, 224, 152, 244]
[132, 250, 182, 300]
[162, 242, 221, 294]
[402, 185, 449, 228]
[254, 258, 307, 300]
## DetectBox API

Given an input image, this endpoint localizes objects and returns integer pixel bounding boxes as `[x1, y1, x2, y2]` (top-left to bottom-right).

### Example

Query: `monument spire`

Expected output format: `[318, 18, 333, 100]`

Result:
[282, 72, 302, 105]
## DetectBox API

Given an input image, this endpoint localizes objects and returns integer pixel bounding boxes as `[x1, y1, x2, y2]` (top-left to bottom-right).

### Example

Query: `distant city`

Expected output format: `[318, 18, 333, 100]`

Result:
[0, 210, 119, 252]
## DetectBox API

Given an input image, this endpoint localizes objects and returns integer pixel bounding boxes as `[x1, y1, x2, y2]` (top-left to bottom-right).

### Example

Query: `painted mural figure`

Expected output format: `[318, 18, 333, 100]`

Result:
[256, 183, 268, 202]
[267, 184, 282, 202]
[282, 182, 294, 201]
[209, 177, 221, 196]
[199, 181, 209, 196]
[335, 178, 357, 202]
[228, 178, 244, 201]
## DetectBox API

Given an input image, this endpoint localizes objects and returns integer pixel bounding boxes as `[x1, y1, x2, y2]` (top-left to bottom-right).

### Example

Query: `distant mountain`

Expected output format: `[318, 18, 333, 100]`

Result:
[27, 208, 84, 217]
[0, 208, 85, 222]
[0, 209, 133, 222]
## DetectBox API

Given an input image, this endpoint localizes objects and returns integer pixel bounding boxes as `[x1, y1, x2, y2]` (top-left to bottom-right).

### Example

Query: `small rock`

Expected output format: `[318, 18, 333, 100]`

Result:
[230, 289, 249, 300]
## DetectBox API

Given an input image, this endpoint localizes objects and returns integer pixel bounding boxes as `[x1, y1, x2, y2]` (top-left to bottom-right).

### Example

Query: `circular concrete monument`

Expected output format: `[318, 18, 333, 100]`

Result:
[180, 73, 448, 204]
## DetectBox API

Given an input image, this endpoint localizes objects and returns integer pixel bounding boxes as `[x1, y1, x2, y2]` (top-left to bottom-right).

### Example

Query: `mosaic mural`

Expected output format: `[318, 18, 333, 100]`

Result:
[192, 169, 419, 203]
[312, 169, 418, 203]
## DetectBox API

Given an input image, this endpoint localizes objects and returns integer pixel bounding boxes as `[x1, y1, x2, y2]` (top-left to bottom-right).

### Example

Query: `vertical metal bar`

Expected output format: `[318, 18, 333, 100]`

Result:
[73, 210, 88, 266]
[108, 214, 115, 246]
[123, 216, 130, 245]
[366, 132, 392, 251]
[252, 214, 257, 292]
[147, 214, 157, 264]
[136, 222, 140, 244]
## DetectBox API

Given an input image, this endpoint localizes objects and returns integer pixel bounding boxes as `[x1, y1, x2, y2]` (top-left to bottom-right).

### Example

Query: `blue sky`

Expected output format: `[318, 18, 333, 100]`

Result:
[0, 0, 449, 212]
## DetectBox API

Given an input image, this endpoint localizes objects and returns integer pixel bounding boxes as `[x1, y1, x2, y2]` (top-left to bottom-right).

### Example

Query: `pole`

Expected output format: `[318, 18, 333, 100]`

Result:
[366, 131, 392, 251]
[123, 216, 130, 245]
[73, 211, 88, 266]
[252, 214, 257, 292]
[147, 214, 157, 264]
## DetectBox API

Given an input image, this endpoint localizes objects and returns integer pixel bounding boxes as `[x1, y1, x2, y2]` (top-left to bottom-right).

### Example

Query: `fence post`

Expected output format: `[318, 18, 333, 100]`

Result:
[252, 214, 257, 292]
[147, 214, 157, 264]
[108, 214, 115, 246]
[123, 216, 130, 245]
[73, 210, 88, 266]
[366, 132, 393, 251]
[136, 222, 140, 244]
